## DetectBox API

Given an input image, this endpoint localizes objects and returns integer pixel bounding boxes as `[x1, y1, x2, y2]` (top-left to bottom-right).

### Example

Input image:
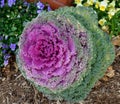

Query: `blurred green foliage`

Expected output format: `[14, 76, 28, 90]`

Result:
[0, 1, 38, 67]
[0, 1, 38, 44]
[107, 10, 120, 36]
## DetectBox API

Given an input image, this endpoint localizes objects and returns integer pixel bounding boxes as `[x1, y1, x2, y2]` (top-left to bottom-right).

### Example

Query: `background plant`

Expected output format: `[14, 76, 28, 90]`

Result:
[74, 0, 120, 37]
[0, 0, 51, 67]
[107, 10, 120, 36]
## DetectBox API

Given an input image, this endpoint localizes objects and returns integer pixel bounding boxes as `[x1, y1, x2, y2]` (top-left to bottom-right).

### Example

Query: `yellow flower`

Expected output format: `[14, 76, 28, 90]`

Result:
[98, 18, 106, 26]
[83, 2, 90, 6]
[88, 0, 94, 5]
[95, 1, 100, 9]
[84, 0, 95, 6]
[102, 25, 109, 33]
[75, 0, 83, 6]
[99, 0, 108, 11]
[75, 0, 83, 4]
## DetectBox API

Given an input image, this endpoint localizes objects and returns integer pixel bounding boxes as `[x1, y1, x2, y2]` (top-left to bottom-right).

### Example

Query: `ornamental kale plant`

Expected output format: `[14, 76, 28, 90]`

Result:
[17, 7, 115, 102]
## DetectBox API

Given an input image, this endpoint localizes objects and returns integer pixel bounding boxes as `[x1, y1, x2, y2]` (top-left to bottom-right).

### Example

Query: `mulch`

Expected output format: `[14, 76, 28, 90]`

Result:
[0, 45, 120, 104]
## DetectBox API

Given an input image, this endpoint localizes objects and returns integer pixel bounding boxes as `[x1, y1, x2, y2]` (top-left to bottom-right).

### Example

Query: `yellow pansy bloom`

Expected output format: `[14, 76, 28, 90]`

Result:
[85, 0, 96, 6]
[88, 0, 94, 5]
[75, 0, 83, 6]
[98, 18, 106, 26]
[75, 0, 83, 4]
[83, 2, 90, 6]
[102, 25, 109, 33]
[100, 0, 108, 11]
[95, 1, 100, 9]
[84, 0, 95, 6]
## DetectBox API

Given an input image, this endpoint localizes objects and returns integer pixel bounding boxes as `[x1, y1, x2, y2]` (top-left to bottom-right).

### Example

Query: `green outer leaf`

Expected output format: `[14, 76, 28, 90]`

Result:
[56, 7, 115, 102]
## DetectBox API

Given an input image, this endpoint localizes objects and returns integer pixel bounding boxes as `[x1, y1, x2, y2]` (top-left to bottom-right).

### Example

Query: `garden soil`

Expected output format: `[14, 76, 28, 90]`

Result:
[0, 45, 120, 104]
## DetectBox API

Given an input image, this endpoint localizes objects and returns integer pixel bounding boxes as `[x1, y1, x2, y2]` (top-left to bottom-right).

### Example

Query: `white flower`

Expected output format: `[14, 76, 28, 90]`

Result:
[108, 0, 115, 9]
[108, 8, 118, 19]
[100, 0, 108, 11]
[116, 8, 120, 12]
[75, 0, 83, 6]
[77, 3, 83, 7]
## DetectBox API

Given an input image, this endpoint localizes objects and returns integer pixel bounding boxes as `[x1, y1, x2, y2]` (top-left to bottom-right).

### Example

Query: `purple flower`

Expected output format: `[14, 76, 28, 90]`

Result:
[36, 1, 44, 14]
[2, 44, 9, 49]
[4, 54, 10, 60]
[0, 36, 3, 41]
[10, 43, 16, 51]
[47, 6, 52, 11]
[37, 9, 42, 14]
[23, 1, 30, 6]
[8, 0, 16, 7]
[3, 54, 10, 66]
[0, 0, 4, 8]
[0, 43, 2, 48]
[4, 60, 9, 66]
[36, 1, 44, 9]
[2, 49, 6, 54]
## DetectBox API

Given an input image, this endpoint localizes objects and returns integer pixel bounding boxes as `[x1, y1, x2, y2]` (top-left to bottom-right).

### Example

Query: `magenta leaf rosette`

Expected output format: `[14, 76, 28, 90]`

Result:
[17, 7, 115, 102]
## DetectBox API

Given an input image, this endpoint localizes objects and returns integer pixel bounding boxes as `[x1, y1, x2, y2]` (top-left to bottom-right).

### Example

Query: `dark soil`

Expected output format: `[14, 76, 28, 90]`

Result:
[0, 47, 120, 104]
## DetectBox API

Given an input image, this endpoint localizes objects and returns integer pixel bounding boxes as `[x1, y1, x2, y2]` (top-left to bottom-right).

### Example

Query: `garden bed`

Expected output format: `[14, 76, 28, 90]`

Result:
[0, 45, 119, 104]
[0, 0, 120, 104]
